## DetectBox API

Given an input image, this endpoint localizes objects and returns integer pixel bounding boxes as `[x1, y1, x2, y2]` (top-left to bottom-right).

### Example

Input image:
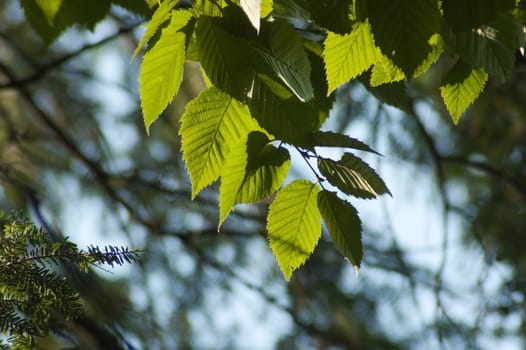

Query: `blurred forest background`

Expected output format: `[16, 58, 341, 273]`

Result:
[1, 1, 526, 349]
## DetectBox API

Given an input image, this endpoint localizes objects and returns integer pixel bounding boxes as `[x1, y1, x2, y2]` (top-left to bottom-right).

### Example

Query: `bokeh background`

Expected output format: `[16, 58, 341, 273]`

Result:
[1, 1, 526, 349]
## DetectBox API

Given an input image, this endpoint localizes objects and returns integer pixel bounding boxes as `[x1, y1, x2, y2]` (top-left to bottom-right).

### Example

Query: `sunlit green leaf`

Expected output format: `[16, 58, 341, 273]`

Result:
[35, 0, 63, 25]
[220, 131, 290, 225]
[133, 0, 177, 57]
[323, 21, 376, 94]
[370, 52, 405, 87]
[317, 190, 362, 267]
[318, 153, 391, 199]
[440, 61, 488, 123]
[140, 10, 193, 133]
[267, 180, 321, 281]
[180, 87, 261, 198]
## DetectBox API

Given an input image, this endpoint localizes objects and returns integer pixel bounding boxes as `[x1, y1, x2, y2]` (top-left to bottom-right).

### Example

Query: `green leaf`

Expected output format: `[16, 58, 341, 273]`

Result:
[240, 0, 262, 32]
[323, 21, 376, 95]
[307, 0, 353, 34]
[360, 73, 410, 112]
[180, 87, 261, 198]
[413, 34, 445, 78]
[35, 0, 63, 24]
[133, 0, 177, 57]
[442, 0, 516, 32]
[267, 180, 321, 281]
[259, 20, 314, 102]
[440, 61, 488, 123]
[317, 190, 362, 267]
[443, 13, 522, 82]
[220, 131, 291, 225]
[370, 52, 405, 87]
[310, 131, 381, 155]
[140, 10, 193, 133]
[193, 0, 229, 17]
[196, 16, 255, 99]
[21, 0, 111, 44]
[261, 0, 273, 17]
[368, 0, 441, 76]
[249, 74, 318, 145]
[318, 153, 391, 199]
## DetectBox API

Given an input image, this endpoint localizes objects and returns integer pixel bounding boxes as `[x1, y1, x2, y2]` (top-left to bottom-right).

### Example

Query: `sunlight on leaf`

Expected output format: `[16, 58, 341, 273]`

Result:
[140, 10, 192, 133]
[267, 180, 321, 281]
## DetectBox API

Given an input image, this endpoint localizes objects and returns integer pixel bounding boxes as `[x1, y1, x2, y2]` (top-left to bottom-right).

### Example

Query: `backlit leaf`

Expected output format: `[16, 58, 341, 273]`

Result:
[323, 21, 376, 95]
[440, 61, 488, 123]
[317, 190, 362, 267]
[140, 10, 193, 133]
[35, 0, 63, 24]
[267, 180, 321, 281]
[133, 0, 177, 57]
[180, 87, 260, 198]
[220, 131, 290, 225]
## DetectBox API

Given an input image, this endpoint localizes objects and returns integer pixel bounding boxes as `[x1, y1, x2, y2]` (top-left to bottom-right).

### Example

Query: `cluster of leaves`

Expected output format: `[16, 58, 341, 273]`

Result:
[0, 213, 140, 349]
[20, 0, 526, 280]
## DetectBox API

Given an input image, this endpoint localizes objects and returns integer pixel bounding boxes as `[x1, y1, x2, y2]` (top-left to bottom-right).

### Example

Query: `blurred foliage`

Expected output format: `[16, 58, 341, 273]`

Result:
[1, 1, 526, 349]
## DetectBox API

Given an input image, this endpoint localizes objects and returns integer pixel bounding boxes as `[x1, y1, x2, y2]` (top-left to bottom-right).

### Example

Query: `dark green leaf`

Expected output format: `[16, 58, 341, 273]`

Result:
[318, 153, 391, 199]
[443, 13, 523, 82]
[310, 131, 381, 155]
[368, 0, 441, 76]
[306, 0, 353, 34]
[249, 74, 318, 145]
[442, 0, 516, 32]
[317, 190, 362, 267]
[196, 16, 256, 99]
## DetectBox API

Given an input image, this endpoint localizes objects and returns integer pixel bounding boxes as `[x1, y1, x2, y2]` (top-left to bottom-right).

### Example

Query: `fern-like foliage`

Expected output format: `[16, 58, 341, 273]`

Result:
[0, 213, 141, 349]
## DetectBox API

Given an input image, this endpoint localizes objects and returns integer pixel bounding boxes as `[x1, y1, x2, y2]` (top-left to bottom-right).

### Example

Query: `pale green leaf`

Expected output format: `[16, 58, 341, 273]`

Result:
[370, 52, 405, 87]
[413, 34, 444, 78]
[261, 0, 273, 17]
[310, 131, 381, 155]
[323, 21, 376, 95]
[220, 131, 290, 225]
[240, 0, 261, 32]
[368, 0, 441, 76]
[180, 87, 260, 198]
[193, 0, 229, 16]
[35, 0, 63, 24]
[440, 62, 488, 123]
[259, 20, 314, 101]
[133, 0, 177, 57]
[318, 153, 391, 199]
[267, 180, 321, 281]
[317, 190, 362, 267]
[139, 10, 192, 133]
